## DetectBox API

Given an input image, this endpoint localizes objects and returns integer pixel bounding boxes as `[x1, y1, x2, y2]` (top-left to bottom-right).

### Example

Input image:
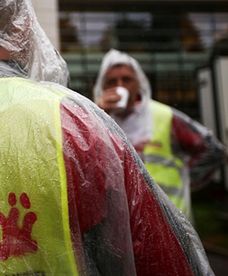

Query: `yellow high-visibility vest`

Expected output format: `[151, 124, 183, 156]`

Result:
[0, 78, 78, 275]
[144, 100, 188, 215]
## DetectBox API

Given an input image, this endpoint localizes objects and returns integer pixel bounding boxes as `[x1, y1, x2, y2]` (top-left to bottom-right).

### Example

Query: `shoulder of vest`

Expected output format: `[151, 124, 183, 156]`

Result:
[150, 100, 172, 113]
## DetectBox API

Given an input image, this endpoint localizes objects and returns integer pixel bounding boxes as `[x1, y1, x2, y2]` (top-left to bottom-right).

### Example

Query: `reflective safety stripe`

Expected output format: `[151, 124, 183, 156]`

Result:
[144, 154, 183, 172]
[158, 183, 186, 213]
[0, 78, 78, 275]
[144, 100, 186, 213]
[158, 183, 184, 196]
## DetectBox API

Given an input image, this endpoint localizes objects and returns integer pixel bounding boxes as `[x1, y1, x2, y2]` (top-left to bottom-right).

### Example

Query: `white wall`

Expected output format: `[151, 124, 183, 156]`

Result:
[215, 57, 228, 189]
[31, 0, 60, 50]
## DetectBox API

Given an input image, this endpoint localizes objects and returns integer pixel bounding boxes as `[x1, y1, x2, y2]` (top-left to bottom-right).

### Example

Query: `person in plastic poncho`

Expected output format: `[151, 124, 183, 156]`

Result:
[94, 49, 226, 220]
[0, 1, 215, 275]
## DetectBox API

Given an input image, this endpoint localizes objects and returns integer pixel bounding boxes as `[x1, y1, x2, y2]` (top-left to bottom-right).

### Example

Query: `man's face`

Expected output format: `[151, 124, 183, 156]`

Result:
[103, 64, 140, 110]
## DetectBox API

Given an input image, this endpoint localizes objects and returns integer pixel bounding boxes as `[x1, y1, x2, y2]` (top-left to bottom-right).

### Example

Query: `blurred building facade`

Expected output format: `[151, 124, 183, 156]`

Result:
[33, 1, 228, 117]
[56, 1, 228, 119]
[34, 0, 228, 184]
[35, 0, 228, 185]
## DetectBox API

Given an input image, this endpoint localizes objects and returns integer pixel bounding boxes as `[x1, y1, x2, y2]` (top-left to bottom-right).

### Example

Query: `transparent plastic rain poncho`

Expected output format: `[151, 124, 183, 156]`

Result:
[93, 49, 227, 219]
[0, 77, 214, 275]
[93, 49, 153, 146]
[0, 0, 69, 85]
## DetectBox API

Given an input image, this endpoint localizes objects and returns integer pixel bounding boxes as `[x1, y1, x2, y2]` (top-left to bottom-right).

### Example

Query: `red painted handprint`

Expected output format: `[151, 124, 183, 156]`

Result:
[0, 192, 38, 260]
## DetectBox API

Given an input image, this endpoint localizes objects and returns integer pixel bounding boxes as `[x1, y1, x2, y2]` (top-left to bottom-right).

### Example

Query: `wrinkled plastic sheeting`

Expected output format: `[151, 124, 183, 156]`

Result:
[0, 0, 69, 85]
[0, 77, 214, 275]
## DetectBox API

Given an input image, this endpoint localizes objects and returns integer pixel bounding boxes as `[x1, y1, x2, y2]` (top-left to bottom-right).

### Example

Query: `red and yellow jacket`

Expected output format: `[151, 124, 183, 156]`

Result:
[0, 77, 213, 276]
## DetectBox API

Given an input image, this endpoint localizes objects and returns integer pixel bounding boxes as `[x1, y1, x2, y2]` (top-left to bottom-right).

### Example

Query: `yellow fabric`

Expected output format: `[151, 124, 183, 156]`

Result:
[0, 78, 78, 275]
[144, 101, 172, 157]
[144, 101, 185, 211]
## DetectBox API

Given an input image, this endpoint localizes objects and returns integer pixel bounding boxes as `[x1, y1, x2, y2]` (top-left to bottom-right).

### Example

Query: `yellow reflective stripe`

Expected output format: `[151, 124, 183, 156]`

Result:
[54, 99, 78, 276]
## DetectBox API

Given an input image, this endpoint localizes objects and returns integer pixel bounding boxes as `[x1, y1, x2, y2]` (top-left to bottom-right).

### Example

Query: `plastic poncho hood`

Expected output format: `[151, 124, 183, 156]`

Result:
[93, 49, 151, 103]
[93, 49, 153, 146]
[0, 0, 69, 86]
